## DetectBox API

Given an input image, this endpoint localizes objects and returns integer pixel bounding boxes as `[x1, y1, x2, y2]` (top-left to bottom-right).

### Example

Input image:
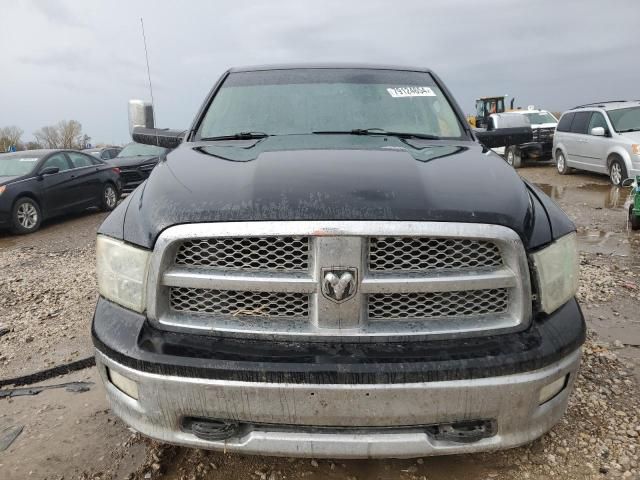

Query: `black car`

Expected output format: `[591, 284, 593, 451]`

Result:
[94, 65, 585, 458]
[0, 149, 121, 234]
[83, 146, 123, 161]
[107, 142, 168, 193]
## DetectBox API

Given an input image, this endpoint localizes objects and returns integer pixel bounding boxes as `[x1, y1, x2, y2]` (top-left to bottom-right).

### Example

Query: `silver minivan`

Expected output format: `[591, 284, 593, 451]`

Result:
[553, 101, 640, 185]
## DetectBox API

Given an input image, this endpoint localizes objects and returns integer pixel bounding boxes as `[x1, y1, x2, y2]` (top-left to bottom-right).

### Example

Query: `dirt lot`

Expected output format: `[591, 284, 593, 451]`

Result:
[1, 163, 639, 480]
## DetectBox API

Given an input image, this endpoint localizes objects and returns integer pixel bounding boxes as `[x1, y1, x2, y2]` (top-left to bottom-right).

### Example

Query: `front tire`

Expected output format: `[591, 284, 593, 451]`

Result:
[11, 197, 42, 234]
[556, 150, 570, 175]
[609, 158, 627, 186]
[505, 146, 522, 168]
[100, 183, 118, 212]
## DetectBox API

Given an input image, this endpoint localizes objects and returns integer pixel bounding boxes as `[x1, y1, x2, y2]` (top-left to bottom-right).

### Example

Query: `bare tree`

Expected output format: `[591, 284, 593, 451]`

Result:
[34, 125, 61, 149]
[0, 126, 24, 151]
[24, 141, 43, 150]
[33, 120, 90, 149]
[58, 120, 83, 148]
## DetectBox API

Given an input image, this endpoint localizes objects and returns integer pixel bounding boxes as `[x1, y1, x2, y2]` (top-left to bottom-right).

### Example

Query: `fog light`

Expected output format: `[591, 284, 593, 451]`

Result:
[538, 374, 569, 405]
[107, 367, 139, 400]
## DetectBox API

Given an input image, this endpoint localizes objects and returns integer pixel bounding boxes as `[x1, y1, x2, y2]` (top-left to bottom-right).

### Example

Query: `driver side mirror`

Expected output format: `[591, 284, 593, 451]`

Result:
[590, 127, 606, 136]
[128, 99, 184, 149]
[621, 178, 635, 187]
[39, 166, 60, 177]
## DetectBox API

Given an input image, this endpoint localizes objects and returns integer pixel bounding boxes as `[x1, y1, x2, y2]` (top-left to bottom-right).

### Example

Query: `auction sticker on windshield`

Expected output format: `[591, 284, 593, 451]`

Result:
[387, 86, 436, 98]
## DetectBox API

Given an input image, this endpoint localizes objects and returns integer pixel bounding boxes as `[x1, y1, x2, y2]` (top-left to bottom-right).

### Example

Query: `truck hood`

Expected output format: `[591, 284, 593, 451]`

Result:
[109, 136, 548, 249]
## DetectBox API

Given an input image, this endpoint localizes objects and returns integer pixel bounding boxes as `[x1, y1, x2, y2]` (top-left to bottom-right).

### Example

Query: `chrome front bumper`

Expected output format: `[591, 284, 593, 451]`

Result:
[95, 348, 580, 458]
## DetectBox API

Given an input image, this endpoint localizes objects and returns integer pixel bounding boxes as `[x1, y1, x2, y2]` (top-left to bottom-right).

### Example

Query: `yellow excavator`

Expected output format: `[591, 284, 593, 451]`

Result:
[467, 95, 516, 128]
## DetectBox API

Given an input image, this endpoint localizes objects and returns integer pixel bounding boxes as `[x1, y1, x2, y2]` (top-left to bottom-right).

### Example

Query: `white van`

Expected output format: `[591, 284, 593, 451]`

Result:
[553, 101, 640, 185]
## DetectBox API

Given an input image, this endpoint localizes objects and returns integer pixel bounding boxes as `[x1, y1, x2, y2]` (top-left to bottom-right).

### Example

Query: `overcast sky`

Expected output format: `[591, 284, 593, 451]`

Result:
[1, 0, 638, 145]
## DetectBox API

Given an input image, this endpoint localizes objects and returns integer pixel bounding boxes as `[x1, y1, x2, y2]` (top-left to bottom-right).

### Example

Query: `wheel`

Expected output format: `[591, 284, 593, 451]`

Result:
[11, 197, 42, 234]
[630, 206, 640, 230]
[556, 150, 570, 175]
[609, 158, 627, 186]
[505, 146, 522, 168]
[100, 183, 118, 212]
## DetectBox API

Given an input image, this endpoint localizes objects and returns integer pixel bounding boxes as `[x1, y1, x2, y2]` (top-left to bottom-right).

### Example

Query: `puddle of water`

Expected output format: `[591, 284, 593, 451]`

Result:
[535, 182, 639, 260]
[536, 183, 631, 210]
[577, 229, 635, 257]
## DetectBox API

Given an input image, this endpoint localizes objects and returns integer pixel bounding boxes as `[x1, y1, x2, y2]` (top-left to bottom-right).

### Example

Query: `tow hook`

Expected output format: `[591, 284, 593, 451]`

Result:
[426, 419, 496, 443]
[185, 418, 241, 441]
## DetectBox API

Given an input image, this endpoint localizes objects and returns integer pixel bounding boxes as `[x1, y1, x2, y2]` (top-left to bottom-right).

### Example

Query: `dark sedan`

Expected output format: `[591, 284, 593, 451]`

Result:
[107, 142, 168, 193]
[0, 149, 121, 234]
[83, 146, 122, 161]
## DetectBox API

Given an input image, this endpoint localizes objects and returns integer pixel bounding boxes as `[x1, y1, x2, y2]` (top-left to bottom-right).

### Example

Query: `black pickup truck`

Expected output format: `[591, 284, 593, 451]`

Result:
[93, 64, 584, 458]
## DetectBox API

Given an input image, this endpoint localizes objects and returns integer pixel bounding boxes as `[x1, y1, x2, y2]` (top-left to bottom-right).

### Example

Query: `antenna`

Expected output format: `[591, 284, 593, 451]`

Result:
[140, 17, 159, 146]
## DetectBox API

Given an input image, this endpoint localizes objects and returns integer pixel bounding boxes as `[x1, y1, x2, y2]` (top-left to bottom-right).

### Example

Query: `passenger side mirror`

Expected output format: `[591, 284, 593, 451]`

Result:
[590, 127, 605, 136]
[39, 166, 60, 176]
[621, 178, 635, 187]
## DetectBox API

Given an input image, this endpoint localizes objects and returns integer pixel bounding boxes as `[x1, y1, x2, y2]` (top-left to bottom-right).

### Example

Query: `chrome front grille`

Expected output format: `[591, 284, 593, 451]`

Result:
[148, 221, 531, 341]
[368, 237, 502, 271]
[368, 289, 509, 320]
[175, 237, 309, 271]
[170, 288, 309, 318]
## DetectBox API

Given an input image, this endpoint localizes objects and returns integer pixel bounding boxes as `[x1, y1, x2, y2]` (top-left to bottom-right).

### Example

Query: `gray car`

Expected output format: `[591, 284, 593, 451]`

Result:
[553, 100, 640, 185]
[83, 146, 122, 161]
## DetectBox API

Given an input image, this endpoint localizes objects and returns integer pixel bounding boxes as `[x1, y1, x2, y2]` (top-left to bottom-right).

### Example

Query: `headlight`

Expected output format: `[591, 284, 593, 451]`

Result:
[96, 235, 151, 312]
[531, 233, 579, 314]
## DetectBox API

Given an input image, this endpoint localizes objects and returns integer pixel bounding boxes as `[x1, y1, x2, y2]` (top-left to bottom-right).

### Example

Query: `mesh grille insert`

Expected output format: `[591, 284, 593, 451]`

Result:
[368, 237, 502, 271]
[175, 237, 309, 271]
[170, 287, 309, 318]
[368, 289, 509, 320]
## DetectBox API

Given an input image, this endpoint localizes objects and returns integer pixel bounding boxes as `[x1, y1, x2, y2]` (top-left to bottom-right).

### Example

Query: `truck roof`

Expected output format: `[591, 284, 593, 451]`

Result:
[228, 63, 434, 73]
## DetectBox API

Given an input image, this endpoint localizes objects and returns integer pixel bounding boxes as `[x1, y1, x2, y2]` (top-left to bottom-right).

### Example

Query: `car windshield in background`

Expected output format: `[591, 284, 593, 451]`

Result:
[197, 69, 465, 140]
[0, 153, 41, 176]
[524, 112, 557, 125]
[607, 106, 640, 132]
[117, 143, 168, 157]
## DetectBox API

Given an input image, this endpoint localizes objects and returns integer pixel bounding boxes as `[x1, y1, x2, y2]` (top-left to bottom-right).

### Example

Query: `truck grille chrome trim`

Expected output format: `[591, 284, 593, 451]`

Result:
[147, 221, 531, 341]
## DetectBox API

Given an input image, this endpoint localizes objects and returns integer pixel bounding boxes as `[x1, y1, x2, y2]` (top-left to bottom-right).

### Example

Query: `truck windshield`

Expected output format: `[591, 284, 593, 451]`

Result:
[0, 153, 41, 176]
[524, 112, 557, 125]
[197, 69, 465, 140]
[607, 107, 640, 132]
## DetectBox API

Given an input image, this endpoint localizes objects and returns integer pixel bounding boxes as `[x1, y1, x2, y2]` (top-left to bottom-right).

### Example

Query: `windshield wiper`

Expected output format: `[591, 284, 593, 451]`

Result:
[617, 128, 640, 133]
[312, 128, 440, 140]
[200, 132, 271, 141]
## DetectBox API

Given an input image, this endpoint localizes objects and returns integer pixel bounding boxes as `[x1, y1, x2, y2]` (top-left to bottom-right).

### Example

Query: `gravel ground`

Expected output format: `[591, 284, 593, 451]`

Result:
[0, 211, 107, 378]
[0, 164, 639, 479]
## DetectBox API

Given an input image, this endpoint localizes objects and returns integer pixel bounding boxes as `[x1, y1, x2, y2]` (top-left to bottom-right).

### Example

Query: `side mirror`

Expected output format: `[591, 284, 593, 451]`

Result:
[132, 127, 184, 149]
[128, 99, 155, 135]
[621, 178, 635, 187]
[590, 127, 605, 136]
[39, 166, 60, 176]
